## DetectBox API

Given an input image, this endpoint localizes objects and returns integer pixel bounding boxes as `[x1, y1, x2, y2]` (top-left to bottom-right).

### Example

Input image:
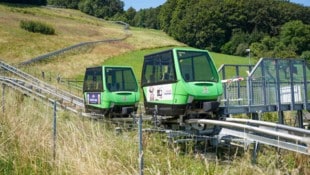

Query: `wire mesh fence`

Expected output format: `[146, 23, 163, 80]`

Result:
[221, 77, 247, 106]
[218, 58, 310, 112]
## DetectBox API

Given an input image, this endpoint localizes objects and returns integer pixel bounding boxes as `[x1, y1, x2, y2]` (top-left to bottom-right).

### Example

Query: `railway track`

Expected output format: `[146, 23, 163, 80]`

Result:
[0, 60, 84, 113]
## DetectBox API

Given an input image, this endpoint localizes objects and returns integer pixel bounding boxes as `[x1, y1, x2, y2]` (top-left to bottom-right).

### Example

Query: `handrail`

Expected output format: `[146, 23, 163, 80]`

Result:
[187, 119, 310, 155]
[0, 61, 84, 107]
[0, 76, 81, 113]
[226, 118, 310, 135]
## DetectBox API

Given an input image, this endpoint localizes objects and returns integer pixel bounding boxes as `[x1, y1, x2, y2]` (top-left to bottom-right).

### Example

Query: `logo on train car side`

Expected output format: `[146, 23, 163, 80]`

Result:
[203, 86, 209, 94]
[147, 84, 172, 101]
[87, 93, 101, 104]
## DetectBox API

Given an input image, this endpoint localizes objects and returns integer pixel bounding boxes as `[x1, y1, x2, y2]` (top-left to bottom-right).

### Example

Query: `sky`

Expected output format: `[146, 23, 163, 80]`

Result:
[122, 0, 165, 10]
[123, 0, 310, 10]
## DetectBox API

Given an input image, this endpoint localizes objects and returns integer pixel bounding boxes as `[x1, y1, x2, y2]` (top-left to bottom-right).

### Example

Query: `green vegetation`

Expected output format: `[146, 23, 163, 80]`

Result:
[0, 3, 310, 175]
[157, 0, 310, 58]
[0, 4, 124, 63]
[6, 0, 309, 58]
[20, 20, 55, 35]
[1, 0, 47, 5]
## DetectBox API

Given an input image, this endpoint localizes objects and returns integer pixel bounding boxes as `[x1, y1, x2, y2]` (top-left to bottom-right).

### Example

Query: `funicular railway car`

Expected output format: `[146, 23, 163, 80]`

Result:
[83, 66, 140, 117]
[141, 48, 223, 129]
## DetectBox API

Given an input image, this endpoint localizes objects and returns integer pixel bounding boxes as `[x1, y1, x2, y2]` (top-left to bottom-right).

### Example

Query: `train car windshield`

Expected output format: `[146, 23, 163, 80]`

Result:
[83, 67, 103, 92]
[177, 50, 218, 82]
[105, 67, 138, 92]
[141, 50, 176, 86]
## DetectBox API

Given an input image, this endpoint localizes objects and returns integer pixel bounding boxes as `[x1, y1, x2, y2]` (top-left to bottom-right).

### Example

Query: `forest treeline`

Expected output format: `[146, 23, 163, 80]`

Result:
[155, 0, 310, 59]
[1, 0, 310, 60]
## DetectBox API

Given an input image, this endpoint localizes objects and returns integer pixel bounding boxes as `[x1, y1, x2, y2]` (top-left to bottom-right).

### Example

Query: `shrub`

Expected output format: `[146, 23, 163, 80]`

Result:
[20, 20, 55, 35]
[301, 51, 310, 62]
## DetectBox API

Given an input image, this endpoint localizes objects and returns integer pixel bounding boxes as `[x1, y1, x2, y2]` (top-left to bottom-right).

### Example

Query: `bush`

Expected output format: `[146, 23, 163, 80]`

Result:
[20, 20, 55, 35]
[301, 51, 310, 62]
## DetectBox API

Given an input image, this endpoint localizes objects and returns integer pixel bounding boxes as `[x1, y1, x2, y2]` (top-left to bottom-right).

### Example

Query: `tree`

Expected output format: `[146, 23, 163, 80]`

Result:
[0, 0, 47, 5]
[221, 31, 250, 55]
[159, 0, 177, 33]
[47, 0, 80, 9]
[279, 20, 310, 55]
[125, 7, 136, 26]
[78, 0, 123, 19]
[157, 0, 309, 55]
[130, 7, 161, 29]
[301, 51, 310, 63]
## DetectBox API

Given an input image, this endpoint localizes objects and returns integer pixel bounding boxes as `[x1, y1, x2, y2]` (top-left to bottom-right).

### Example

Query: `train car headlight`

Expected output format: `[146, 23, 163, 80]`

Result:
[217, 96, 222, 102]
[110, 103, 115, 108]
[187, 96, 194, 103]
[135, 102, 139, 107]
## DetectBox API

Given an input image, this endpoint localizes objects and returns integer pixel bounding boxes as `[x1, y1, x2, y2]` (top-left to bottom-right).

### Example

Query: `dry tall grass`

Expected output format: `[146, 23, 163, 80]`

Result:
[0, 5, 124, 63]
[1, 88, 310, 174]
[0, 89, 140, 174]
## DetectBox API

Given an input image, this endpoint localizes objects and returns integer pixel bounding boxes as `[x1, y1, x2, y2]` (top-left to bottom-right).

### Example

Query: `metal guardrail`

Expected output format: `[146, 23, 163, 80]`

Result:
[0, 76, 81, 113]
[59, 78, 83, 95]
[226, 118, 310, 136]
[0, 61, 84, 109]
[188, 119, 310, 155]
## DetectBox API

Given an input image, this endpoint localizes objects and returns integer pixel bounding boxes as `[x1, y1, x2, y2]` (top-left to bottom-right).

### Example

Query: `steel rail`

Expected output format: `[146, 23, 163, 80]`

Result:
[187, 119, 310, 144]
[1, 76, 84, 108]
[0, 61, 84, 107]
[220, 127, 309, 155]
[226, 118, 310, 136]
[0, 77, 80, 114]
[187, 119, 310, 155]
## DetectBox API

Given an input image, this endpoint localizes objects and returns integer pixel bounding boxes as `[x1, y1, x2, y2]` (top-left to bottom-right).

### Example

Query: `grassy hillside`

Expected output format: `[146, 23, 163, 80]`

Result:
[0, 3, 251, 80]
[0, 5, 120, 62]
[0, 3, 184, 78]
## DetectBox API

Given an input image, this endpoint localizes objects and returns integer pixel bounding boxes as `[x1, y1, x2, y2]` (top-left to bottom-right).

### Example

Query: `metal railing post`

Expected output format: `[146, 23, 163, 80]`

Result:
[297, 110, 304, 129]
[138, 113, 144, 175]
[53, 101, 57, 160]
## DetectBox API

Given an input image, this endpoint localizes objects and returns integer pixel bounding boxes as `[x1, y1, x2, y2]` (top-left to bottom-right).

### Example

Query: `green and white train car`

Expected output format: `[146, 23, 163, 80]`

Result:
[83, 66, 140, 117]
[141, 48, 223, 120]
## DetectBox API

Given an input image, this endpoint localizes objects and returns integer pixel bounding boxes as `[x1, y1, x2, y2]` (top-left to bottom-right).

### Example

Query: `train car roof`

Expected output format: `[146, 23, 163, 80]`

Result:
[85, 65, 134, 69]
[144, 47, 210, 57]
